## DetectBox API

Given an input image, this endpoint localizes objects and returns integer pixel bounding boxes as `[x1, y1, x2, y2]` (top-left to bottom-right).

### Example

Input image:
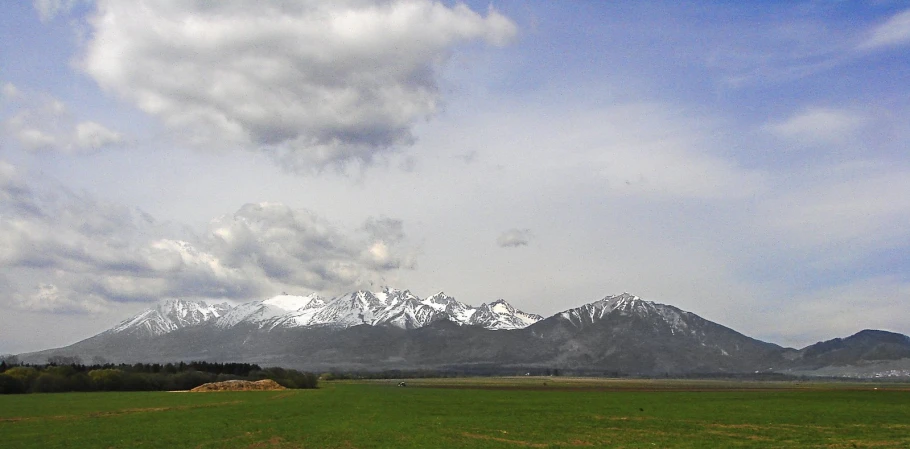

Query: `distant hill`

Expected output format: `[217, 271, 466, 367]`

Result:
[780, 330, 910, 378]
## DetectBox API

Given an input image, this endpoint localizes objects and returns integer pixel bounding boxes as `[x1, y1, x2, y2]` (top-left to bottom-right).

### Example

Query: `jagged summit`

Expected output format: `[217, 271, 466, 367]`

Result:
[470, 299, 544, 330]
[424, 291, 452, 304]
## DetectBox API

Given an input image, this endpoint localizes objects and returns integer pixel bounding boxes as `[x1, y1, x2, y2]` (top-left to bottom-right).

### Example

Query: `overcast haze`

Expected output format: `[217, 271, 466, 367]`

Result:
[2, 1, 910, 354]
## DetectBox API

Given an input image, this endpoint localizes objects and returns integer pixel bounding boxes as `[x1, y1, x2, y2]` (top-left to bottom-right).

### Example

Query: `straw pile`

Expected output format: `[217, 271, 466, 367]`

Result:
[189, 379, 287, 392]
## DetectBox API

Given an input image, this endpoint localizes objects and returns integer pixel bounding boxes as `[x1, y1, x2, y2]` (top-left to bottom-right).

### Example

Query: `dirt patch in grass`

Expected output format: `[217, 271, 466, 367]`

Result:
[702, 429, 772, 441]
[461, 432, 549, 447]
[592, 415, 651, 421]
[708, 423, 765, 430]
[247, 436, 302, 448]
[0, 417, 26, 423]
[460, 432, 598, 447]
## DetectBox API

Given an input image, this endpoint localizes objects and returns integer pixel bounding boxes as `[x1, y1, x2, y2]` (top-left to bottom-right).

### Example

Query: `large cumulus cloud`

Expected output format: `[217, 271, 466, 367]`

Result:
[81, 0, 516, 169]
[0, 161, 415, 313]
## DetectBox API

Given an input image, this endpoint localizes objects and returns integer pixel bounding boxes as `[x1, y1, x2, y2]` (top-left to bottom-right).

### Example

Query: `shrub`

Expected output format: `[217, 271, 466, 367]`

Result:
[4, 367, 39, 385]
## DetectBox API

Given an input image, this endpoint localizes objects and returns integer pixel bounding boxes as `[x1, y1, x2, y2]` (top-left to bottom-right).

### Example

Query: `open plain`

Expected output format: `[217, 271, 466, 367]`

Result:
[2, 377, 909, 448]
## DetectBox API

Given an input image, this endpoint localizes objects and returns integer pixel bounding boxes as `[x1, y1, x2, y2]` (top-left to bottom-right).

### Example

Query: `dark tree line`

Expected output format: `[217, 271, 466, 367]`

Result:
[0, 359, 317, 394]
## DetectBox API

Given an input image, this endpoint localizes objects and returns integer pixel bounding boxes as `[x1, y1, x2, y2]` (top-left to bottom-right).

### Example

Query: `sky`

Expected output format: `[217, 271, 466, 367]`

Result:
[2, 0, 910, 354]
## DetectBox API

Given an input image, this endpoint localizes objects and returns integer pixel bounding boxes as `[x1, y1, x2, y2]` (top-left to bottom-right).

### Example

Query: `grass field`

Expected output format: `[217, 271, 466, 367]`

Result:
[2, 377, 909, 448]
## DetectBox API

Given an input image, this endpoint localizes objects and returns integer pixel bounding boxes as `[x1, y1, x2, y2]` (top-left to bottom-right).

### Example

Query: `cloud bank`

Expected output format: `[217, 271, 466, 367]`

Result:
[0, 161, 415, 313]
[82, 0, 517, 170]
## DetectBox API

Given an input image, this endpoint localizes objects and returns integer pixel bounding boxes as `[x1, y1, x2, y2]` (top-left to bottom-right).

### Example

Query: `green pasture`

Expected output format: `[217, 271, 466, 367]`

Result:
[1, 377, 909, 448]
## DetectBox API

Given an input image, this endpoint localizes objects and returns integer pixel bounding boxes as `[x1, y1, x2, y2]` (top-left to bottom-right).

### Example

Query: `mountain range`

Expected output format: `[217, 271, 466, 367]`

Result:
[17, 289, 910, 378]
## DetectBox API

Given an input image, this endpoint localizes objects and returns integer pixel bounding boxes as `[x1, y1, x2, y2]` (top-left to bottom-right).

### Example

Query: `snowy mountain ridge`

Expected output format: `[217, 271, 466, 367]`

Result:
[112, 287, 545, 337]
[107, 299, 232, 338]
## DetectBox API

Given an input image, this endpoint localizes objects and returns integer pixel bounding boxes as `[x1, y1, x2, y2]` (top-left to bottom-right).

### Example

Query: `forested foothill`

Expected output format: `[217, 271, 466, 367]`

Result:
[0, 356, 317, 394]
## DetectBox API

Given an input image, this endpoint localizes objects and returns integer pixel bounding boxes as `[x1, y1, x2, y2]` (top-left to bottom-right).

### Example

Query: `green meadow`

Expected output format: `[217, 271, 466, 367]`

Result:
[1, 377, 909, 448]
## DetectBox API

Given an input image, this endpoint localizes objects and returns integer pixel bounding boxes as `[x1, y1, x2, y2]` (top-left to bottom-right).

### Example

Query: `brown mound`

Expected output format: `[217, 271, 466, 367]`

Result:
[189, 379, 287, 392]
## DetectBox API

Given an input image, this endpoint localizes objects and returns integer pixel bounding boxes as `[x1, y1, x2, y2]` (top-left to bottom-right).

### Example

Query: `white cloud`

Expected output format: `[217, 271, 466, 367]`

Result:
[33, 0, 81, 22]
[1, 86, 124, 154]
[2, 83, 20, 99]
[497, 228, 531, 248]
[75, 121, 123, 149]
[15, 128, 58, 151]
[82, 0, 517, 170]
[766, 107, 865, 145]
[366, 241, 394, 267]
[859, 9, 910, 50]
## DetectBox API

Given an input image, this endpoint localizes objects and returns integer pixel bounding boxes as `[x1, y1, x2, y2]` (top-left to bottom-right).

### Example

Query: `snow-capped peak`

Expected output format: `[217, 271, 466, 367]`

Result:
[558, 293, 649, 325]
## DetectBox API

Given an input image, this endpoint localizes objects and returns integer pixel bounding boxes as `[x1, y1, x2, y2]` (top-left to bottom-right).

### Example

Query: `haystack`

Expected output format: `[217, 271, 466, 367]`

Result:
[189, 379, 287, 392]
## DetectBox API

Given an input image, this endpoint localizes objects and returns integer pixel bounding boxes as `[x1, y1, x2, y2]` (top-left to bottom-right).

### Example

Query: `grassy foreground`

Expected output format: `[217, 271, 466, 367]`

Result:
[1, 377, 909, 448]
